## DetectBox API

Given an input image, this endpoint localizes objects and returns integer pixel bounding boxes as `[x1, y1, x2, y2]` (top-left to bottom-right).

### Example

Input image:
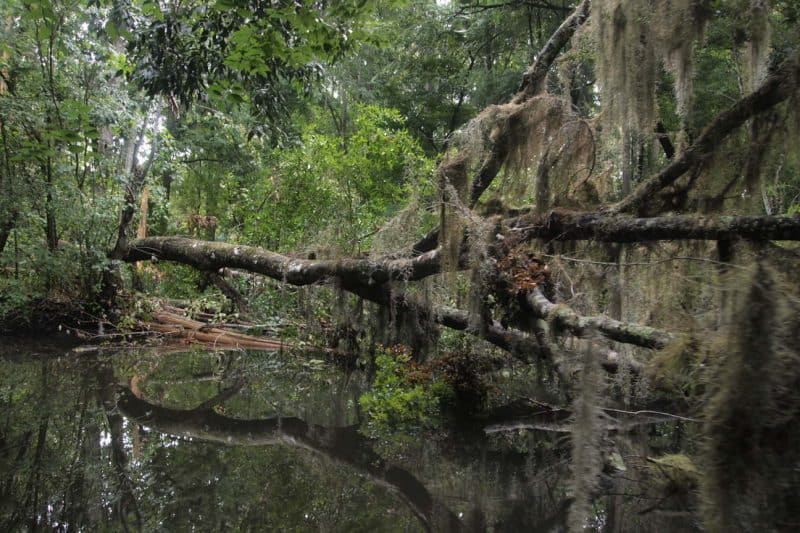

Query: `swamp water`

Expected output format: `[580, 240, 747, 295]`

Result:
[1, 338, 699, 532]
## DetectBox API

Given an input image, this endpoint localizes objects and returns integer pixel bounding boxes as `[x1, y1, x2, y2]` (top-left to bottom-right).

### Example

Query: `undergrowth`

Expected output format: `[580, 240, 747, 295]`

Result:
[359, 346, 453, 438]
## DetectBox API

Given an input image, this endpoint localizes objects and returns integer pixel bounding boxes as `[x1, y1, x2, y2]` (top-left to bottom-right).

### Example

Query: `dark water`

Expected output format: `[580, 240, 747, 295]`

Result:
[0, 338, 699, 532]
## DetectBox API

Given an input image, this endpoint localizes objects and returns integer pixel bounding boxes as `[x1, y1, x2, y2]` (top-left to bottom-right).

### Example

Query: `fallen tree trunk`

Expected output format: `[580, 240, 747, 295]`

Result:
[125, 236, 441, 286]
[125, 212, 800, 291]
[121, 235, 668, 361]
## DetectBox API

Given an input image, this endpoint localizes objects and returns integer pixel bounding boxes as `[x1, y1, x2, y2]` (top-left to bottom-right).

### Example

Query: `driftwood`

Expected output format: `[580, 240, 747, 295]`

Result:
[143, 311, 287, 350]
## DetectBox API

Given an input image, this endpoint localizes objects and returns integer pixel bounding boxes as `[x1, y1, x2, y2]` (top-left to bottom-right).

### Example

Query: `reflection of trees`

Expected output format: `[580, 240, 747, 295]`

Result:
[0, 357, 145, 532]
[1, 346, 699, 532]
[116, 387, 463, 532]
[96, 363, 144, 531]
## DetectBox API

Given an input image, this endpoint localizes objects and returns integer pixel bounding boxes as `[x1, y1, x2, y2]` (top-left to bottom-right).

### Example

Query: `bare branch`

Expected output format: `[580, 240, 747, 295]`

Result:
[513, 0, 592, 100]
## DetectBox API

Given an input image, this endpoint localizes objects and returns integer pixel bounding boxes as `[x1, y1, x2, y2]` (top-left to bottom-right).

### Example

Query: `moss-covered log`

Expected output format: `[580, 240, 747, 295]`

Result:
[525, 289, 673, 350]
[124, 236, 441, 285]
[123, 236, 652, 364]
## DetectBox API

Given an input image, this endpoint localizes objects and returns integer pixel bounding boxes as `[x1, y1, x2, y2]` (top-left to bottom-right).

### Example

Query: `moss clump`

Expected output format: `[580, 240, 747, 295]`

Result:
[647, 334, 710, 403]
[647, 454, 700, 494]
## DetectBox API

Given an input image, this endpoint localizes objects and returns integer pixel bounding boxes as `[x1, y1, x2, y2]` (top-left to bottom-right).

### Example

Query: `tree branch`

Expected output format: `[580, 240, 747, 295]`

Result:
[507, 211, 800, 243]
[123, 236, 649, 365]
[613, 54, 799, 216]
[525, 289, 673, 350]
[412, 0, 592, 255]
[513, 0, 591, 100]
[125, 236, 442, 286]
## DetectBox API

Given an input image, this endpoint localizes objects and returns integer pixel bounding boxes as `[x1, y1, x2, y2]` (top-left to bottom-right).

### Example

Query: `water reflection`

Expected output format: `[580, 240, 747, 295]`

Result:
[0, 338, 699, 532]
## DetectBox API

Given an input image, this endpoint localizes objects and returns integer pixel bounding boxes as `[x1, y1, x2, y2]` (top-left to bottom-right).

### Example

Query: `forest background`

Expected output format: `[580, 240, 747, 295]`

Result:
[1, 0, 800, 530]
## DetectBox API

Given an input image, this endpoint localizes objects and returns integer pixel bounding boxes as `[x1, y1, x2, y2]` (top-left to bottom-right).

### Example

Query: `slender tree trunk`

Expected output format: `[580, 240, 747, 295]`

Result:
[131, 185, 150, 291]
[0, 208, 17, 256]
[102, 108, 158, 309]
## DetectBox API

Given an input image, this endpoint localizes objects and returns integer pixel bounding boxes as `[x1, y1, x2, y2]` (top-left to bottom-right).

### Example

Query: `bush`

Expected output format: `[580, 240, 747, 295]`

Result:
[359, 346, 451, 436]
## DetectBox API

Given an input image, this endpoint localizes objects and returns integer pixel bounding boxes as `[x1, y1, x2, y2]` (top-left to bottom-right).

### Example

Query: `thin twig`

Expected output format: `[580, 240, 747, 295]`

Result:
[601, 407, 699, 423]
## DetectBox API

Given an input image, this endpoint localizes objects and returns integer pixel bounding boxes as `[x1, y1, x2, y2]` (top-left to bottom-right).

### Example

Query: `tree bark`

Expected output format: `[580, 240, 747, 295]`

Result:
[525, 289, 673, 350]
[125, 236, 442, 286]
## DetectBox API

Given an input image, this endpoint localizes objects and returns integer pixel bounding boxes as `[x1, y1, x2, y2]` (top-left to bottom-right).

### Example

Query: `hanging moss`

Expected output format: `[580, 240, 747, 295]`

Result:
[646, 453, 701, 497]
[568, 344, 606, 530]
[593, 0, 710, 129]
[647, 333, 712, 403]
[701, 263, 800, 532]
[746, 0, 772, 91]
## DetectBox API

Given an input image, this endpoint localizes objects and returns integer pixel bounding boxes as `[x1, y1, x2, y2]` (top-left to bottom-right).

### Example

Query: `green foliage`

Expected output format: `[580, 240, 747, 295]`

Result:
[240, 104, 434, 253]
[126, 0, 396, 140]
[359, 346, 452, 435]
[0, 0, 150, 323]
[328, 0, 559, 152]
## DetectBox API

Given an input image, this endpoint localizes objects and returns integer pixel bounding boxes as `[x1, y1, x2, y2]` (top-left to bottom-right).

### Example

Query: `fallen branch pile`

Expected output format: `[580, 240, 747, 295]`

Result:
[142, 311, 288, 351]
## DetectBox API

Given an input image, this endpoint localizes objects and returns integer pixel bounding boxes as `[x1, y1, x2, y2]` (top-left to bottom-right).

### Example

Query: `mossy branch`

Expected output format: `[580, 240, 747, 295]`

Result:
[122, 236, 629, 370]
[506, 211, 800, 243]
[526, 288, 672, 353]
[412, 0, 593, 255]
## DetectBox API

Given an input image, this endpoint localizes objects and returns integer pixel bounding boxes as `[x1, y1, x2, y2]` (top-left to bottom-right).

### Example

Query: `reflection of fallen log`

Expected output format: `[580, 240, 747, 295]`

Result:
[143, 311, 287, 350]
[482, 398, 698, 434]
[117, 388, 463, 532]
